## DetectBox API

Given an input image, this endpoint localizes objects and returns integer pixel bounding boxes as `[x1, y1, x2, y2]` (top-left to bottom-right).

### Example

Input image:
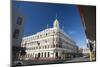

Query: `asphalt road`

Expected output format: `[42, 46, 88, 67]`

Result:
[63, 57, 90, 63]
[18, 57, 95, 66]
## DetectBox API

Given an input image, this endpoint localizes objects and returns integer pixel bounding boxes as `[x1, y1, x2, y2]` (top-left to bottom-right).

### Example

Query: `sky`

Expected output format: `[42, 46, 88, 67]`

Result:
[12, 1, 87, 48]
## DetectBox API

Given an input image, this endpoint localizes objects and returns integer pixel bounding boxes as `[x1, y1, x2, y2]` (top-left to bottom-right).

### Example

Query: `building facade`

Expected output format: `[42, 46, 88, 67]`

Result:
[20, 19, 78, 60]
[82, 48, 90, 57]
[12, 8, 26, 66]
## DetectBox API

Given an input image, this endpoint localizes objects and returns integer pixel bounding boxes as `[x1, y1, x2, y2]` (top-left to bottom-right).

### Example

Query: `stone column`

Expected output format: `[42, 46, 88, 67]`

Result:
[53, 52, 56, 58]
[58, 51, 61, 57]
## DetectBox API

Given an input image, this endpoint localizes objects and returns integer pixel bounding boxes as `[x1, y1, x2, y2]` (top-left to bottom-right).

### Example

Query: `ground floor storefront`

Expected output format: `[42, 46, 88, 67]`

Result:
[20, 48, 78, 61]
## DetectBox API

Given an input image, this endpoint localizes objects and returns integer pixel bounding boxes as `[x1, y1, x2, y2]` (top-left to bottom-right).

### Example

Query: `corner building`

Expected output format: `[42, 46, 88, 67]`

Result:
[21, 18, 78, 60]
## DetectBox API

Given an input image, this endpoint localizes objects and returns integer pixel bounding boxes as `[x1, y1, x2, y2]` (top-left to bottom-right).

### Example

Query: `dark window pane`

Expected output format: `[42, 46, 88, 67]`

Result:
[17, 16, 23, 25]
[45, 52, 46, 57]
[13, 29, 20, 39]
[37, 41, 40, 46]
[48, 52, 49, 57]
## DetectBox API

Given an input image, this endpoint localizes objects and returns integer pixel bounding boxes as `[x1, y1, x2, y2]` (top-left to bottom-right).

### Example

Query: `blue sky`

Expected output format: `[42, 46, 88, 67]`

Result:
[12, 1, 87, 48]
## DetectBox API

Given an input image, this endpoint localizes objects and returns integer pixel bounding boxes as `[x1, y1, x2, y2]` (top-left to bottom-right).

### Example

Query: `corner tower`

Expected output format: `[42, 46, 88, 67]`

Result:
[53, 18, 59, 29]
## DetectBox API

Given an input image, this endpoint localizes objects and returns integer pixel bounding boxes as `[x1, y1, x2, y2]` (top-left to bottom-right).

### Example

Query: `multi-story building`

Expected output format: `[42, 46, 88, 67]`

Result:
[12, 8, 25, 66]
[82, 48, 90, 57]
[21, 18, 78, 60]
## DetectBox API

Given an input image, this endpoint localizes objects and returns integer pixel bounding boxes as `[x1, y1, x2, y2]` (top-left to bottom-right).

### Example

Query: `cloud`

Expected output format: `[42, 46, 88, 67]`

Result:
[69, 31, 74, 34]
[68, 31, 75, 35]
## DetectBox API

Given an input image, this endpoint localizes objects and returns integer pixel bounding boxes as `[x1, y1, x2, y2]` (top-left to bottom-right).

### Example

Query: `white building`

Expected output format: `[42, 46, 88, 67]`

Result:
[21, 18, 78, 60]
[82, 48, 90, 56]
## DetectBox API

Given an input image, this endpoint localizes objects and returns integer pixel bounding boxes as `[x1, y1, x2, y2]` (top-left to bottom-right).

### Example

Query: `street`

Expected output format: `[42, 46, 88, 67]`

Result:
[63, 57, 90, 63]
[18, 57, 95, 66]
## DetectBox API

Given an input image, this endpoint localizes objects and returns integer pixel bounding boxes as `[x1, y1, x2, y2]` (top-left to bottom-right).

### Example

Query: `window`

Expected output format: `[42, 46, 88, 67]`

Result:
[46, 33, 47, 36]
[13, 29, 20, 39]
[45, 39, 47, 43]
[43, 46, 44, 49]
[37, 35, 39, 38]
[45, 52, 46, 57]
[53, 45, 55, 48]
[56, 52, 58, 57]
[41, 52, 43, 57]
[33, 47, 35, 50]
[40, 35, 42, 38]
[45, 45, 47, 49]
[48, 52, 49, 57]
[37, 41, 40, 46]
[17, 16, 23, 25]
[43, 40, 44, 43]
